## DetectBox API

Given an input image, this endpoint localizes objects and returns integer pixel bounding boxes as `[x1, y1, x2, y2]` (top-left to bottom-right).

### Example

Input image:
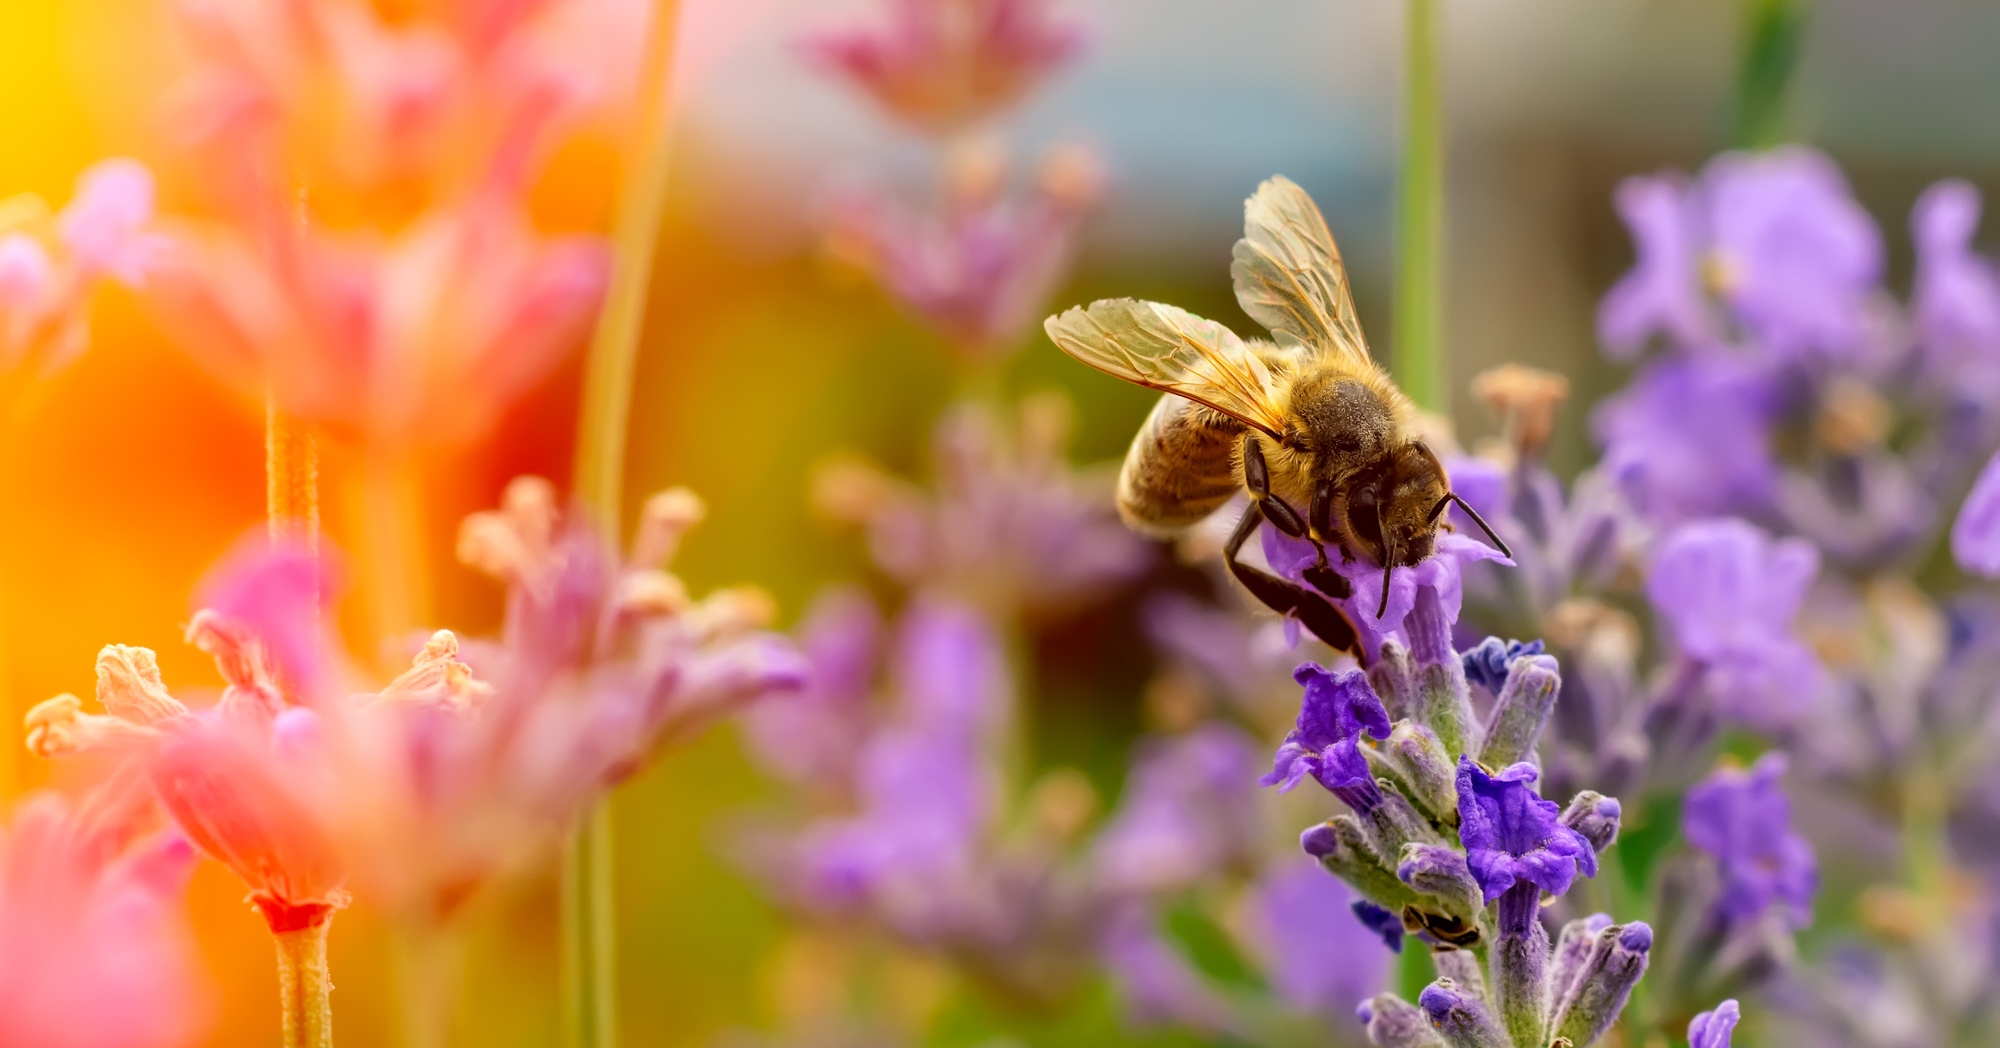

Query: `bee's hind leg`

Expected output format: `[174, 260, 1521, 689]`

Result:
[1222, 502, 1364, 662]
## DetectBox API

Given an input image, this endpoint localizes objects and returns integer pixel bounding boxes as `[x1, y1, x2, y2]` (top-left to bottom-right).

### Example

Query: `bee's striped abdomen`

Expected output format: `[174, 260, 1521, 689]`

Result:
[1116, 393, 1245, 534]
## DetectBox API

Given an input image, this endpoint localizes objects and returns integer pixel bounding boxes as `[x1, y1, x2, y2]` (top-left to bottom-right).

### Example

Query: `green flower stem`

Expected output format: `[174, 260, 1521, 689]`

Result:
[564, 2, 684, 1045]
[275, 921, 336, 1048]
[1393, 0, 1445, 413]
[391, 921, 463, 1048]
[1734, 0, 1811, 150]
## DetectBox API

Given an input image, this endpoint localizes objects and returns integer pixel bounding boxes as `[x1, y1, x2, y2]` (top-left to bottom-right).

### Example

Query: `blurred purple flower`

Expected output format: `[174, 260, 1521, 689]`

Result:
[0, 794, 212, 1048]
[1258, 663, 1391, 811]
[792, 596, 1005, 930]
[742, 587, 882, 787]
[1682, 754, 1816, 928]
[1093, 725, 1261, 894]
[816, 395, 1151, 618]
[1952, 448, 2000, 579]
[1245, 858, 1392, 1017]
[830, 144, 1100, 359]
[1262, 528, 1512, 659]
[803, 722, 991, 920]
[193, 534, 337, 698]
[1598, 174, 1716, 359]
[1593, 352, 1780, 526]
[804, 0, 1085, 132]
[1911, 180, 2000, 372]
[1456, 757, 1597, 905]
[1101, 905, 1236, 1032]
[1703, 147, 1883, 363]
[1688, 999, 1741, 1048]
[1645, 518, 1827, 731]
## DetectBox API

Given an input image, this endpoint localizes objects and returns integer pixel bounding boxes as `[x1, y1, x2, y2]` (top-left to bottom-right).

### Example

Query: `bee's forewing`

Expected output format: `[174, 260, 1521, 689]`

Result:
[1043, 298, 1289, 438]
[1231, 175, 1371, 363]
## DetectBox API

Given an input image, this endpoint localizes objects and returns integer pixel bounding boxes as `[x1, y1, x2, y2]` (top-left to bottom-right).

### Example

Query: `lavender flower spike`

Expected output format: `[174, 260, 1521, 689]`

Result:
[1455, 758, 1597, 920]
[1417, 980, 1509, 1048]
[1549, 922, 1652, 1048]
[1687, 999, 1742, 1048]
[1260, 664, 1392, 812]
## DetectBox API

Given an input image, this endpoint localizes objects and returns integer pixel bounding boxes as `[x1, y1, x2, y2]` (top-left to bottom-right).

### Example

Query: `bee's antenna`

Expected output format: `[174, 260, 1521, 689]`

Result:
[1430, 492, 1512, 560]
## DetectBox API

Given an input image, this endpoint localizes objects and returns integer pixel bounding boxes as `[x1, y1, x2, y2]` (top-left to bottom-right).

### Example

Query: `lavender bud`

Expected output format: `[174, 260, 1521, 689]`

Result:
[1492, 882, 1552, 1048]
[1432, 948, 1487, 1000]
[1559, 792, 1622, 854]
[1461, 636, 1545, 695]
[1352, 899, 1406, 953]
[1549, 913, 1614, 1007]
[1303, 817, 1420, 913]
[1397, 844, 1483, 920]
[1369, 641, 1419, 722]
[1687, 998, 1741, 1048]
[1417, 979, 1510, 1048]
[1550, 922, 1652, 1048]
[1360, 992, 1447, 1048]
[1477, 654, 1561, 768]
[1365, 787, 1449, 859]
[1367, 720, 1459, 825]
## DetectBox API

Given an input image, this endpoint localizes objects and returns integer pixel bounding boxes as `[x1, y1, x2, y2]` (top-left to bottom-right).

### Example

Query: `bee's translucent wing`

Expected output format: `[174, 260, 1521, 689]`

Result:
[1231, 175, 1370, 361]
[1044, 298, 1289, 439]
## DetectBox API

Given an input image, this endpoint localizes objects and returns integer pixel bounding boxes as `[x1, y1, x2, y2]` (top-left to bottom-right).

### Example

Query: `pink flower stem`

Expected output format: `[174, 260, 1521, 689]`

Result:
[565, 2, 686, 1045]
[275, 919, 336, 1048]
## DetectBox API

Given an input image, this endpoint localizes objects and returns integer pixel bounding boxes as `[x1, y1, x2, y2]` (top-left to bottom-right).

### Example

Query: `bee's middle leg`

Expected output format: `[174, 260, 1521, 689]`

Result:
[1222, 502, 1363, 661]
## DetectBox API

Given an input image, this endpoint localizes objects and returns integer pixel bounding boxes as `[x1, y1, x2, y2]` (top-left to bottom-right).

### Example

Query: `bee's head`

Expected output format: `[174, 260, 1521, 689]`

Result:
[1345, 443, 1450, 569]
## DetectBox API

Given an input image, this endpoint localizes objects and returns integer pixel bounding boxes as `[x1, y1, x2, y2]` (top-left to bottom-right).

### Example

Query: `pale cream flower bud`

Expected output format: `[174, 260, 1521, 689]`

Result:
[94, 644, 187, 724]
[690, 585, 778, 638]
[378, 630, 490, 708]
[618, 569, 691, 617]
[24, 693, 160, 757]
[630, 487, 706, 569]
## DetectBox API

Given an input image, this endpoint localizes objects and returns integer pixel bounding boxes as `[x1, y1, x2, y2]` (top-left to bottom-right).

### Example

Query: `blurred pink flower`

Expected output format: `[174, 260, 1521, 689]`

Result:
[805, 0, 1084, 132]
[0, 793, 212, 1048]
[167, 0, 647, 195]
[24, 542, 351, 933]
[148, 198, 608, 448]
[828, 142, 1100, 360]
[0, 158, 164, 387]
[305, 477, 807, 921]
[152, 0, 637, 448]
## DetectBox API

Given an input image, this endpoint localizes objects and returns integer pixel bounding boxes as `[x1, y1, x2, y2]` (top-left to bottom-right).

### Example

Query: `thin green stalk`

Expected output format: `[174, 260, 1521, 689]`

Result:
[276, 921, 337, 1048]
[391, 921, 462, 1048]
[563, 3, 684, 1046]
[1393, 0, 1445, 413]
[1733, 0, 1811, 150]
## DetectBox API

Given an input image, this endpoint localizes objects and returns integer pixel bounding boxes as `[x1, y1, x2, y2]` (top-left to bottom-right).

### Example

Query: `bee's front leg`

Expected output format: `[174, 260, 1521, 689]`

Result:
[1222, 501, 1363, 661]
[1241, 437, 1310, 537]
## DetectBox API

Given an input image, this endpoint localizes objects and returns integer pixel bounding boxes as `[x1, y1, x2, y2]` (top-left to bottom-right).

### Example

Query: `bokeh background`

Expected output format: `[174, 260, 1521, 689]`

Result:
[5, 0, 2000, 1044]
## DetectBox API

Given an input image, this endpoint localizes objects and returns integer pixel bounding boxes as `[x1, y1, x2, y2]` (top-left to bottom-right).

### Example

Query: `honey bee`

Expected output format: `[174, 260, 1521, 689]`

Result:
[1043, 176, 1506, 660]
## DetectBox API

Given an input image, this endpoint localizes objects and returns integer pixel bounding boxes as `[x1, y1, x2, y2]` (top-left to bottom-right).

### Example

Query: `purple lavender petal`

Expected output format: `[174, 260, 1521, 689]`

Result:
[1682, 754, 1817, 928]
[1455, 757, 1596, 903]
[1598, 173, 1715, 358]
[1703, 146, 1883, 363]
[1259, 664, 1392, 798]
[1953, 449, 2000, 579]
